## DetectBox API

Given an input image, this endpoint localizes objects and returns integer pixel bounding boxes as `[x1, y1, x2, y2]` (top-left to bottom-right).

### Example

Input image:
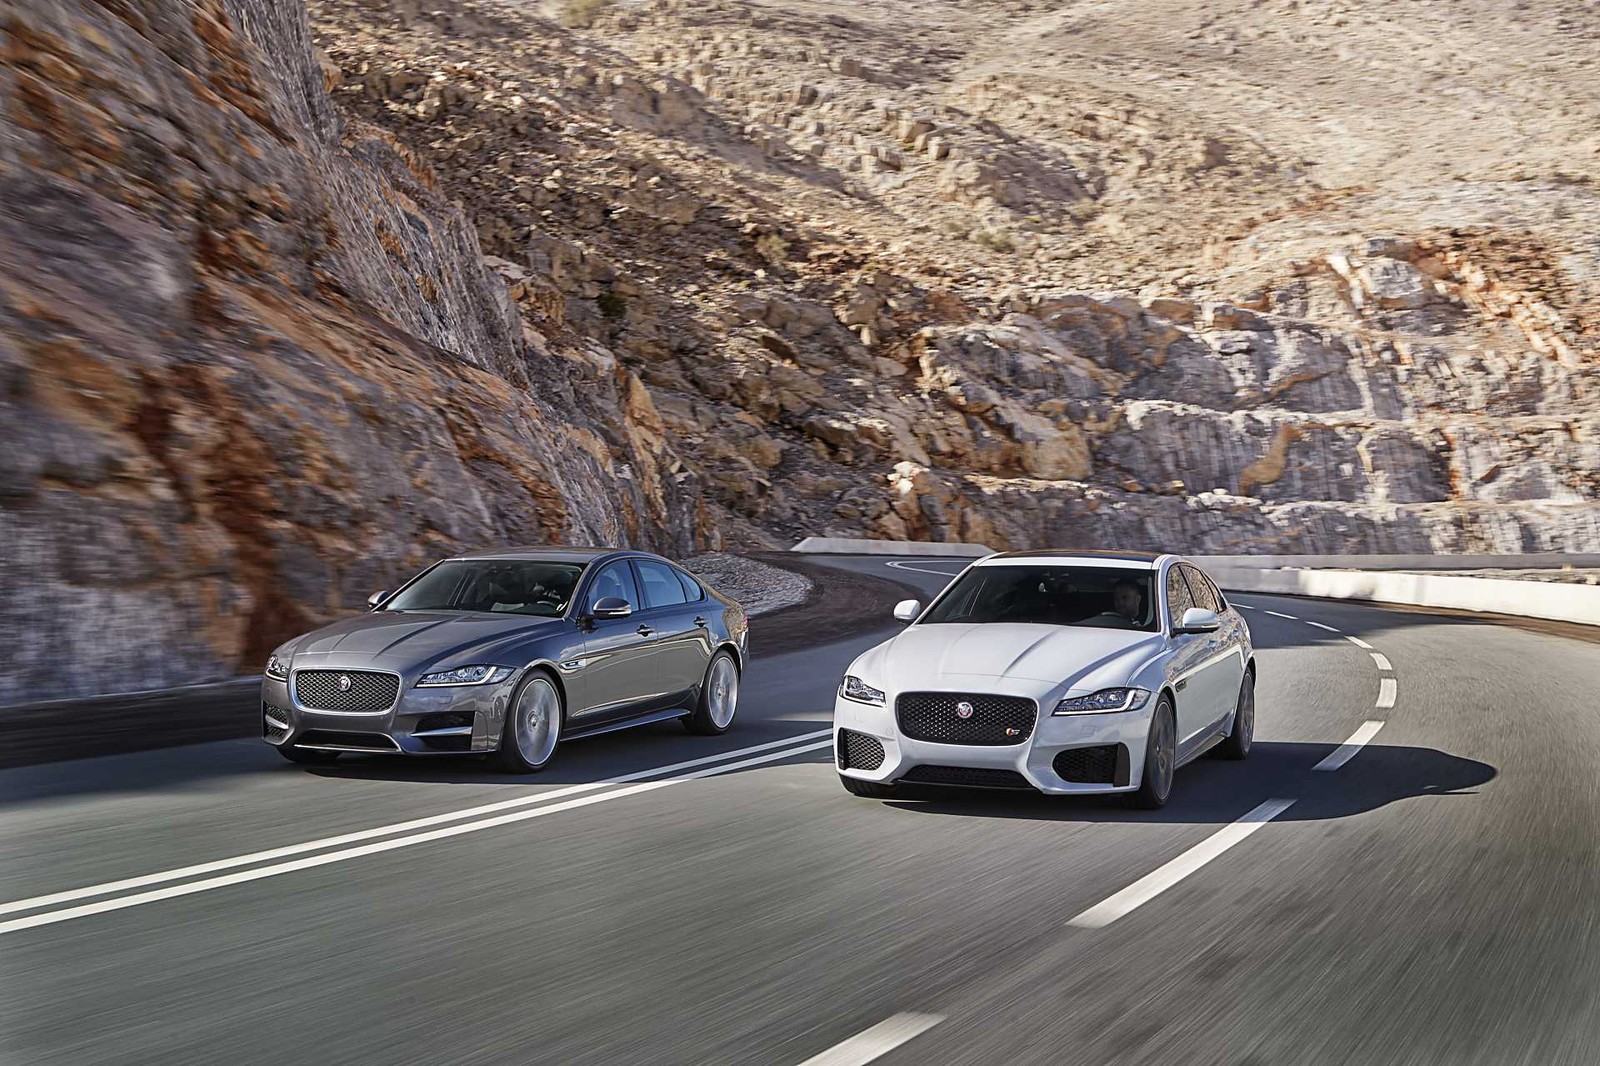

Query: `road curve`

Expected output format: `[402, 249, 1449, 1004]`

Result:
[3, 556, 1599, 1065]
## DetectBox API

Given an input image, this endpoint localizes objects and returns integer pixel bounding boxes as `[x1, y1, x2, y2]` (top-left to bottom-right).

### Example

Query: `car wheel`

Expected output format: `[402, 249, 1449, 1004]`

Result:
[1212, 670, 1254, 761]
[493, 671, 563, 773]
[1128, 695, 1176, 809]
[839, 773, 897, 799]
[277, 744, 340, 765]
[684, 651, 739, 736]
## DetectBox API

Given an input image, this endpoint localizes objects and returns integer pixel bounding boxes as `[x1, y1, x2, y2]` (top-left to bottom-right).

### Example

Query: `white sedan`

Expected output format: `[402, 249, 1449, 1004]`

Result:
[834, 551, 1254, 808]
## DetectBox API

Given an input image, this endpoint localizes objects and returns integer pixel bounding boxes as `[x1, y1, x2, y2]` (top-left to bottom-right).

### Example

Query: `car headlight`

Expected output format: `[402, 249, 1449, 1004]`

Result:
[417, 665, 516, 687]
[1053, 687, 1150, 715]
[839, 675, 886, 706]
[264, 654, 289, 681]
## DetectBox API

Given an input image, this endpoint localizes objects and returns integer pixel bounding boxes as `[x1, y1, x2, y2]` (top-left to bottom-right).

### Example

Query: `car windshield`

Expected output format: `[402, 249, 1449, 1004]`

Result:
[383, 560, 588, 617]
[919, 565, 1158, 632]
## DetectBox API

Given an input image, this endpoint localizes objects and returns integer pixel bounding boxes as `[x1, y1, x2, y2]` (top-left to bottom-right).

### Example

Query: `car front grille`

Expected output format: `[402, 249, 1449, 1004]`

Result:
[900, 765, 1033, 790]
[262, 701, 291, 743]
[293, 670, 399, 712]
[895, 692, 1037, 746]
[837, 729, 886, 771]
[1051, 744, 1125, 785]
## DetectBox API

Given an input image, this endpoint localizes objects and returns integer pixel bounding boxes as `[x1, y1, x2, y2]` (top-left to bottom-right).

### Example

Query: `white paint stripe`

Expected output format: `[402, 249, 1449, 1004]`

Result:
[1369, 651, 1393, 672]
[0, 740, 832, 936]
[1067, 798, 1295, 929]
[1376, 677, 1398, 710]
[884, 560, 966, 577]
[1307, 621, 1340, 633]
[1237, 604, 1257, 610]
[1265, 610, 1298, 620]
[1314, 721, 1384, 771]
[0, 731, 831, 919]
[1346, 635, 1374, 650]
[796, 1013, 944, 1066]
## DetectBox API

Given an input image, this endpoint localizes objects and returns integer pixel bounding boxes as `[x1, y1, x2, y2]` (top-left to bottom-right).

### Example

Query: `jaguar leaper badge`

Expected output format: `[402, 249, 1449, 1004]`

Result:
[955, 701, 975, 719]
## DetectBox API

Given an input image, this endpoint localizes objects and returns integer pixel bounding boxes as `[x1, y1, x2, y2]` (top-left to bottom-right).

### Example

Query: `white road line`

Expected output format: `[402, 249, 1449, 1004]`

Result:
[884, 560, 966, 577]
[0, 731, 831, 920]
[1346, 635, 1374, 650]
[1369, 651, 1393, 672]
[1067, 798, 1296, 929]
[796, 1013, 944, 1066]
[1265, 610, 1298, 620]
[1376, 677, 1398, 710]
[0, 739, 832, 936]
[1307, 621, 1340, 633]
[1238, 604, 1257, 610]
[1314, 721, 1384, 771]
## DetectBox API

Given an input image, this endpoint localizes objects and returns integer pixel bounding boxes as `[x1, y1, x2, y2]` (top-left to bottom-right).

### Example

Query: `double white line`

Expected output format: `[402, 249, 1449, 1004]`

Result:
[0, 731, 832, 936]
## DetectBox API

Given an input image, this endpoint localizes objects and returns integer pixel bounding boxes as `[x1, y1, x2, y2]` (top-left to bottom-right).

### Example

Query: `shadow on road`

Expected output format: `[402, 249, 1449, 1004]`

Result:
[877, 741, 1495, 824]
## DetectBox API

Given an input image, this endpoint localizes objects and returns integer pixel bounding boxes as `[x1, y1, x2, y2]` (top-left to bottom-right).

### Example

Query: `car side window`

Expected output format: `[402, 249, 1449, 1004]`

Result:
[588, 561, 640, 610]
[1166, 567, 1196, 629]
[1182, 564, 1221, 613]
[634, 560, 689, 610]
[675, 568, 705, 602]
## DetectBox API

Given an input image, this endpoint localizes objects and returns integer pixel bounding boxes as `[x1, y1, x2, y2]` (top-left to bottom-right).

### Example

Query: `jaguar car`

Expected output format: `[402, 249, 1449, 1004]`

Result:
[261, 548, 748, 772]
[834, 551, 1254, 808]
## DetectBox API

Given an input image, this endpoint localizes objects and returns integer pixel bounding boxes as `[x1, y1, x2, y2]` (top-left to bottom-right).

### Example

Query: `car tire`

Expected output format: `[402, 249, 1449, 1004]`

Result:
[684, 651, 739, 736]
[277, 744, 340, 765]
[493, 671, 564, 773]
[839, 773, 897, 799]
[1128, 695, 1176, 809]
[1212, 670, 1254, 761]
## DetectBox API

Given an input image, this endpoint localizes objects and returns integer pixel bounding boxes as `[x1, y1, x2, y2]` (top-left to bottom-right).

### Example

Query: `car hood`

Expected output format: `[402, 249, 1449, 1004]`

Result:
[858, 623, 1164, 691]
[283, 611, 561, 669]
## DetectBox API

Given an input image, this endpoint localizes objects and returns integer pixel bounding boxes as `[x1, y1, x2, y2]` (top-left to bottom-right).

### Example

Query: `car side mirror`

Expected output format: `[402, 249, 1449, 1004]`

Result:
[1176, 606, 1221, 634]
[367, 590, 389, 610]
[592, 596, 634, 620]
[893, 599, 922, 624]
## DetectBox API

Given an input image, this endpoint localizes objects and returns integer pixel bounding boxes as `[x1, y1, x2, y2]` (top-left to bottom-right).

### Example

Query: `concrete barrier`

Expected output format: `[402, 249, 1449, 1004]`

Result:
[1209, 565, 1600, 627]
[790, 537, 995, 557]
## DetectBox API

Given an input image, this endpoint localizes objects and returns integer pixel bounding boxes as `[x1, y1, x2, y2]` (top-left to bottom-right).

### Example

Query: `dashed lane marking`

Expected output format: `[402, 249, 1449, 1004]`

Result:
[1307, 621, 1340, 633]
[1369, 652, 1393, 672]
[1376, 677, 1398, 710]
[795, 1013, 945, 1066]
[1346, 635, 1375, 651]
[1314, 721, 1384, 771]
[1265, 610, 1298, 620]
[1068, 798, 1297, 928]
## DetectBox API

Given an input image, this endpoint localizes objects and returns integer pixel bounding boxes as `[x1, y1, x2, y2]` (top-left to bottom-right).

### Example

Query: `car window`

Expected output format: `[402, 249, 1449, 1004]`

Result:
[384, 560, 586, 617]
[1166, 567, 1196, 629]
[635, 560, 689, 609]
[588, 561, 640, 610]
[675, 568, 705, 602]
[919, 565, 1157, 632]
[1182, 564, 1221, 613]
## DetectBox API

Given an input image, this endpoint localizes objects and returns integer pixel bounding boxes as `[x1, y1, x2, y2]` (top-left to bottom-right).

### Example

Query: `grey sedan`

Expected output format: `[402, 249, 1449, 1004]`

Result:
[261, 547, 748, 772]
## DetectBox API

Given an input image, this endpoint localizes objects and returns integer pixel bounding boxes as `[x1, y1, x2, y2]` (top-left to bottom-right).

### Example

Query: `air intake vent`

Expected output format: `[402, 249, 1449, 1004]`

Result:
[263, 702, 291, 743]
[1051, 744, 1126, 785]
[837, 729, 885, 771]
[900, 765, 1032, 790]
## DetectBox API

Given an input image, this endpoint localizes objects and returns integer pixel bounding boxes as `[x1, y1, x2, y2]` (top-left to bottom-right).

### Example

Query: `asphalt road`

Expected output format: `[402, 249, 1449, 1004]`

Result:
[3, 555, 1600, 1065]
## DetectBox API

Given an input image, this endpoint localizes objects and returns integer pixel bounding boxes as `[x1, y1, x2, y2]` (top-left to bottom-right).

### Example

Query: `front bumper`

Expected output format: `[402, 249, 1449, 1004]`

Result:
[833, 690, 1152, 794]
[261, 671, 518, 755]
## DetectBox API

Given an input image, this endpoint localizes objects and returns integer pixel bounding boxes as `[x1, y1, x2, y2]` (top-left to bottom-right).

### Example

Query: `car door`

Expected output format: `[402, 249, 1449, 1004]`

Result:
[1164, 564, 1210, 745]
[631, 559, 712, 707]
[574, 560, 665, 726]
[1179, 563, 1245, 737]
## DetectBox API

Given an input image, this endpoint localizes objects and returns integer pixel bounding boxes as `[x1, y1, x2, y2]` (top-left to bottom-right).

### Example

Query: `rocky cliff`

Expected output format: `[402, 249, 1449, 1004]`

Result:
[4, 0, 1598, 702]
[0, 0, 705, 701]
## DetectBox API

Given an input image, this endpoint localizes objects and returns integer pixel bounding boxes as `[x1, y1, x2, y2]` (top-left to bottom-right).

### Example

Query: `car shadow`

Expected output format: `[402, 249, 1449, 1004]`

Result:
[875, 741, 1496, 824]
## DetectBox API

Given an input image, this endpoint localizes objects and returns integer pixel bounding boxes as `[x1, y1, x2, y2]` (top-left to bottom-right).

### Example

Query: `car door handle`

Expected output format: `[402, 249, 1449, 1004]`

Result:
[636, 624, 655, 636]
[693, 616, 708, 629]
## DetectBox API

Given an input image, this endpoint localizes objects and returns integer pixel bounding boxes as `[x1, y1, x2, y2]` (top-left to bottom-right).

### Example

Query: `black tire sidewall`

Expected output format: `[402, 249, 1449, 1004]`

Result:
[685, 651, 738, 736]
[1131, 697, 1175, 808]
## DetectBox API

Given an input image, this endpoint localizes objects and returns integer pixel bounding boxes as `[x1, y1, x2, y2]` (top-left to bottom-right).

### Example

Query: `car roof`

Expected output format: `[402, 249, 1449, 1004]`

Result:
[977, 549, 1167, 569]
[448, 546, 642, 564]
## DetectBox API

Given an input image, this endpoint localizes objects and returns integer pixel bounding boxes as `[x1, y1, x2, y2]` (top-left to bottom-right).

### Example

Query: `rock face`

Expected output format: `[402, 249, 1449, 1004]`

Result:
[0, 0, 706, 701]
[5, 0, 1600, 701]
